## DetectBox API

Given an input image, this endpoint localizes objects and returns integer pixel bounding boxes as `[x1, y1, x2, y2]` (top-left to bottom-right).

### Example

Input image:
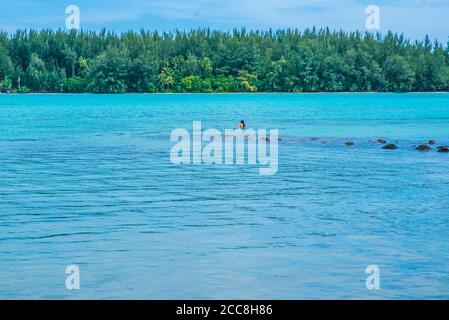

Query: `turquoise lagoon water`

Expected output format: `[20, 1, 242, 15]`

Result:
[0, 93, 449, 299]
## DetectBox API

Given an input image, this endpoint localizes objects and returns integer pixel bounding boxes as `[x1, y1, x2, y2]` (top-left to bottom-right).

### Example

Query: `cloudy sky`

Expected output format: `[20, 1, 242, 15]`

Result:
[0, 0, 448, 41]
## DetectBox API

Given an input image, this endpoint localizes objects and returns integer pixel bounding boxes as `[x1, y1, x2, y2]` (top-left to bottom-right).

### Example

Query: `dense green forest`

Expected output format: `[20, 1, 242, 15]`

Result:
[0, 28, 449, 93]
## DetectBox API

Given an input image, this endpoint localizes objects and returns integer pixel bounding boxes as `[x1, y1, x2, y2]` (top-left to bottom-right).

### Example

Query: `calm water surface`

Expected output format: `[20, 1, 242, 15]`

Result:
[1, 93, 449, 299]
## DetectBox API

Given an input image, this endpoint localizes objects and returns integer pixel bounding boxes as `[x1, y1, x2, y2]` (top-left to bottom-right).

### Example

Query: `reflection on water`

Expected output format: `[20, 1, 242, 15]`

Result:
[0, 94, 449, 299]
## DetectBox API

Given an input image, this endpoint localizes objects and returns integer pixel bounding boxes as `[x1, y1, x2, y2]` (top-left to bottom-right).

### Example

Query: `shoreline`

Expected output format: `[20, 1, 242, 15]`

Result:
[1, 91, 449, 95]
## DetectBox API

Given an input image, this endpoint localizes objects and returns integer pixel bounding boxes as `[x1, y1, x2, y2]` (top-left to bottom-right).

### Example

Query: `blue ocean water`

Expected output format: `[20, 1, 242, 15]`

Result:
[0, 93, 449, 299]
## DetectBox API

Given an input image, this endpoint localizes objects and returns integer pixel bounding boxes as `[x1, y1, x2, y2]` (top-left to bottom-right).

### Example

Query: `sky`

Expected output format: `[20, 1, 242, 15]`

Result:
[0, 0, 448, 42]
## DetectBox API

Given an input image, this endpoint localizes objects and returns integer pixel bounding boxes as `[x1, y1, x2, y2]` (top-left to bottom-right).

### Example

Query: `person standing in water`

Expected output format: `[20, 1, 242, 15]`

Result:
[237, 120, 254, 139]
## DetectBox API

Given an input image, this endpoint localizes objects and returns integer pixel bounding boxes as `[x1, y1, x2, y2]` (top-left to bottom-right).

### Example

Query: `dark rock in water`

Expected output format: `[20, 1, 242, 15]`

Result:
[428, 140, 436, 145]
[416, 144, 432, 151]
[437, 146, 449, 153]
[310, 137, 319, 141]
[377, 139, 386, 144]
[345, 141, 354, 146]
[321, 141, 327, 144]
[261, 137, 282, 142]
[383, 144, 398, 150]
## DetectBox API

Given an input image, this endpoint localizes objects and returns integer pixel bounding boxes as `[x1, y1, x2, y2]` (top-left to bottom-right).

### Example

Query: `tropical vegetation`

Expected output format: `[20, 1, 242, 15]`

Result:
[1, 28, 448, 93]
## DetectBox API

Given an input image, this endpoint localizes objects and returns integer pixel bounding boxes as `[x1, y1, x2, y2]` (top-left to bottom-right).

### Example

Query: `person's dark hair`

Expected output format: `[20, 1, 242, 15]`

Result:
[240, 120, 246, 129]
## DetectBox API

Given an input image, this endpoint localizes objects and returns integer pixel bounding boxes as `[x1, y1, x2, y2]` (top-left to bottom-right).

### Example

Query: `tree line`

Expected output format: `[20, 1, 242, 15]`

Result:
[0, 28, 448, 93]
